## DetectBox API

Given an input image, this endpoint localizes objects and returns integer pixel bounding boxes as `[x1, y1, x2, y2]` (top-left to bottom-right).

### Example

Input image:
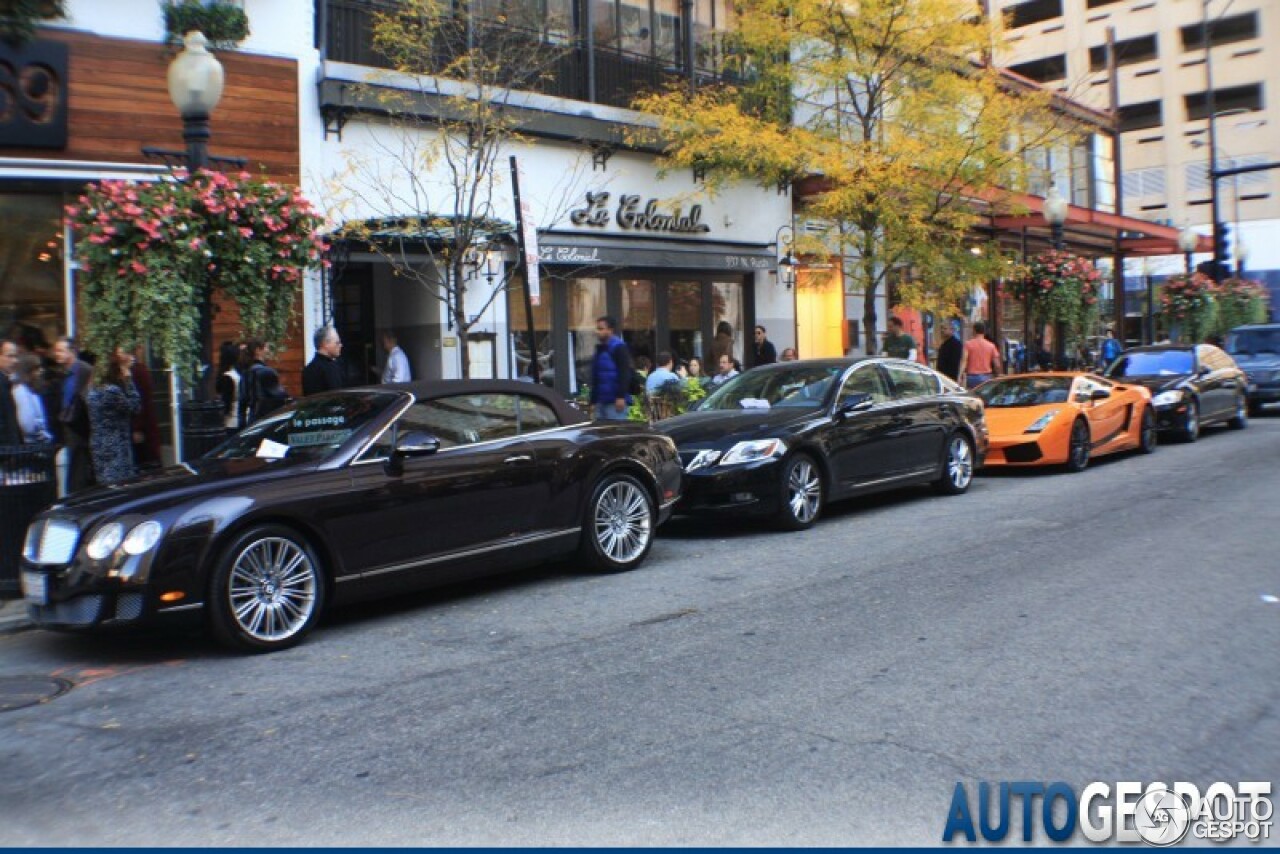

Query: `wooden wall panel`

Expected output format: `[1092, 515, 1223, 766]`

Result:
[6, 29, 308, 390]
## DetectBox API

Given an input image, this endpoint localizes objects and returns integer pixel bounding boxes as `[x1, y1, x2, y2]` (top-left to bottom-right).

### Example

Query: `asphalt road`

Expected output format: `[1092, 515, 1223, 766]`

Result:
[2, 414, 1278, 846]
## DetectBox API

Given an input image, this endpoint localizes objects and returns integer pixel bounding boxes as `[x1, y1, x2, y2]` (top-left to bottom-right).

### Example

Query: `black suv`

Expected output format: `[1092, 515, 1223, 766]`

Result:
[1225, 324, 1280, 416]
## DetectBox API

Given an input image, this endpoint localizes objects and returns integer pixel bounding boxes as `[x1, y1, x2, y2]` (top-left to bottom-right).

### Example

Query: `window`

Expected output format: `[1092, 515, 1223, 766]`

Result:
[1088, 35, 1157, 71]
[1184, 84, 1264, 121]
[1008, 55, 1066, 83]
[838, 365, 892, 406]
[1180, 12, 1258, 51]
[1003, 0, 1063, 29]
[1085, 0, 1122, 8]
[884, 364, 938, 399]
[517, 395, 561, 432]
[1118, 100, 1162, 132]
[364, 394, 521, 459]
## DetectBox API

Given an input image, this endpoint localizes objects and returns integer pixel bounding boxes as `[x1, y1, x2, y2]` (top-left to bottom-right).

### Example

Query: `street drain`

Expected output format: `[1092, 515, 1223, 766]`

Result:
[0, 676, 73, 712]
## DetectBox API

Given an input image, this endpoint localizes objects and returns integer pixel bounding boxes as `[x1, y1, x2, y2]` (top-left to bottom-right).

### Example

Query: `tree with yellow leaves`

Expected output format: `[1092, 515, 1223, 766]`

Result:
[636, 0, 1069, 350]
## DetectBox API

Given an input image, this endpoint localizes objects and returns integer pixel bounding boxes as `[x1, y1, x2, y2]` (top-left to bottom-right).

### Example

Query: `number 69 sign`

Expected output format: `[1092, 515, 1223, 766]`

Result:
[0, 39, 68, 149]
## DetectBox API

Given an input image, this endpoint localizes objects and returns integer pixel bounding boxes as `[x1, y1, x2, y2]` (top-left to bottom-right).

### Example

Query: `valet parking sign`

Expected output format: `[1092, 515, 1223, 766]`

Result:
[942, 781, 1273, 845]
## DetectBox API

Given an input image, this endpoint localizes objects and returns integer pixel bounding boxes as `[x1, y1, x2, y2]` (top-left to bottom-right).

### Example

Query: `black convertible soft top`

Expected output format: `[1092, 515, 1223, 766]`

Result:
[353, 378, 589, 425]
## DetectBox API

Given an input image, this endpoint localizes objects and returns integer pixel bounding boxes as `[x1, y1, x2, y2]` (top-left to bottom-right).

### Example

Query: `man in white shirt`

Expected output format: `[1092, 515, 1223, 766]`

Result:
[381, 330, 412, 384]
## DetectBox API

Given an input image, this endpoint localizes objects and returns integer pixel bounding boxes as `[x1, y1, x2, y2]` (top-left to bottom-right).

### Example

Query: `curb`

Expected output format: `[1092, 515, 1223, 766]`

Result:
[0, 600, 33, 635]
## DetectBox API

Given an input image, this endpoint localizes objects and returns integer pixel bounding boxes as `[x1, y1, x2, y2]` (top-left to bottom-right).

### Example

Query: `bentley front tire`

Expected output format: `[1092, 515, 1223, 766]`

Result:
[209, 525, 325, 653]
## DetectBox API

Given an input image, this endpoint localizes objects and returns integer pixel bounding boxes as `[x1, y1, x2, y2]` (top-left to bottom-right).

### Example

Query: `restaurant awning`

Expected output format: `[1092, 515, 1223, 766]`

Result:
[987, 192, 1212, 257]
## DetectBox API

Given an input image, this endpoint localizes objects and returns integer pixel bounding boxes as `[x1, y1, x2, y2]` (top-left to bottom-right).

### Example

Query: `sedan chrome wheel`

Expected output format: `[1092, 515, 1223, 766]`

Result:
[946, 436, 973, 490]
[226, 536, 319, 644]
[935, 434, 974, 495]
[591, 478, 653, 567]
[787, 458, 822, 524]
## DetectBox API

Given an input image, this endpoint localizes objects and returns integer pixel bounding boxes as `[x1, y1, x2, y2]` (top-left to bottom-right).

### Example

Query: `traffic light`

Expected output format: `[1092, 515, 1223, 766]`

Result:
[1217, 222, 1231, 268]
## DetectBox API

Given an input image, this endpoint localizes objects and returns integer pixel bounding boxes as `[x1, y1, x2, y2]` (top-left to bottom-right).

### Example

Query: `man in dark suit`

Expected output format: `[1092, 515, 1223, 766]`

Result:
[0, 339, 20, 445]
[935, 324, 963, 381]
[53, 336, 94, 492]
[302, 325, 347, 397]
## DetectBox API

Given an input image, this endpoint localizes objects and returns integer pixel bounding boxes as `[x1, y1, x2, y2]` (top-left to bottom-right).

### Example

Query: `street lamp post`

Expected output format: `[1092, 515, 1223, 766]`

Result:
[774, 223, 797, 290]
[1178, 225, 1198, 278]
[1042, 188, 1069, 367]
[166, 32, 226, 459]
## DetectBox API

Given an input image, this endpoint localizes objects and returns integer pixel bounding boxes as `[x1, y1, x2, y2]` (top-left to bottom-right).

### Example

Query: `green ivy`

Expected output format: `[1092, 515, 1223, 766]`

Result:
[161, 0, 249, 49]
[0, 0, 65, 45]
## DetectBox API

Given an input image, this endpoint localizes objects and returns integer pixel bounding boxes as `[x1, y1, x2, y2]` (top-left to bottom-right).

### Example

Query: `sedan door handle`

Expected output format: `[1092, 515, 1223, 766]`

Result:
[503, 454, 534, 464]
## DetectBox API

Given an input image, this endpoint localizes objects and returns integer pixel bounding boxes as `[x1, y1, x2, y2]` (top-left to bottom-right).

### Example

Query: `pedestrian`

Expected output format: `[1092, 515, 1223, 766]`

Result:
[130, 345, 161, 468]
[53, 336, 94, 492]
[87, 347, 141, 486]
[239, 340, 288, 425]
[645, 352, 681, 395]
[753, 325, 778, 365]
[380, 330, 412, 383]
[1099, 328, 1122, 370]
[589, 315, 633, 421]
[0, 339, 21, 445]
[958, 321, 1002, 390]
[710, 353, 739, 387]
[780, 347, 798, 362]
[710, 321, 735, 367]
[935, 324, 963, 381]
[1033, 337, 1052, 371]
[883, 316, 918, 361]
[12, 354, 52, 444]
[215, 341, 241, 432]
[686, 356, 708, 389]
[302, 325, 346, 396]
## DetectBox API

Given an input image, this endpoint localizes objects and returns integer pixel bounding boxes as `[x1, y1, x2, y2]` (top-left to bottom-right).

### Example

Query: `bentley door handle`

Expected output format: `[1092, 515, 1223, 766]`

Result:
[503, 454, 534, 464]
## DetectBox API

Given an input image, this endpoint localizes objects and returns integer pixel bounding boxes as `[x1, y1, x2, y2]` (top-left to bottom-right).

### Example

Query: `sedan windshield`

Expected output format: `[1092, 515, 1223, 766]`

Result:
[698, 365, 844, 411]
[975, 377, 1072, 408]
[206, 391, 403, 463]
[1107, 350, 1193, 377]
[1225, 328, 1280, 356]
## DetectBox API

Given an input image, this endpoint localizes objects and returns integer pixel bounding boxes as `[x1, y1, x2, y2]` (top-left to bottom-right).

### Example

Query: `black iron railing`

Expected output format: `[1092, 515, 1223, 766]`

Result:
[323, 0, 725, 110]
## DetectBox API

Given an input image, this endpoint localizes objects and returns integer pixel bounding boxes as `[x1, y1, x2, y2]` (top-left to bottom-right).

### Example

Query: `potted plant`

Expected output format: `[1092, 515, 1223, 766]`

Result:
[66, 170, 328, 380]
[1212, 277, 1270, 337]
[1160, 272, 1217, 344]
[161, 0, 249, 49]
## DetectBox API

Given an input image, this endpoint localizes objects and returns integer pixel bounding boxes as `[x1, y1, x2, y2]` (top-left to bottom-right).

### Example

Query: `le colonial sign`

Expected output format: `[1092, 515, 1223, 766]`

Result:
[569, 191, 712, 235]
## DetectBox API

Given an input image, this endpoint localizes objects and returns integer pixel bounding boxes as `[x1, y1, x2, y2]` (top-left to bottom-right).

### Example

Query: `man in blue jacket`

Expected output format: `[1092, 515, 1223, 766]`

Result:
[590, 316, 633, 421]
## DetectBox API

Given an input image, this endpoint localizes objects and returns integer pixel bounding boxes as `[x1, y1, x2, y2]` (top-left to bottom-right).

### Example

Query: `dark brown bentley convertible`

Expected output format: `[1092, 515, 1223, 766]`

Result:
[20, 381, 681, 652]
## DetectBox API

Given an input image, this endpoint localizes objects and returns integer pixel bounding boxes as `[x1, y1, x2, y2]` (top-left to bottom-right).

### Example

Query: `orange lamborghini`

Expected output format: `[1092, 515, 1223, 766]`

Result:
[974, 373, 1156, 471]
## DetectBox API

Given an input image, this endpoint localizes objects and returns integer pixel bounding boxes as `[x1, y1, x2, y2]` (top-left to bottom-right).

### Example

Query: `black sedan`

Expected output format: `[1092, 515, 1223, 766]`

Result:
[1225, 324, 1280, 416]
[658, 359, 987, 530]
[19, 380, 682, 652]
[1104, 344, 1248, 440]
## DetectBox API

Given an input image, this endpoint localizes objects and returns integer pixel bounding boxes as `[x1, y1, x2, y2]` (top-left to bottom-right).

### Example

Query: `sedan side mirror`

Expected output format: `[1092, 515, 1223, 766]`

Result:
[1090, 389, 1111, 401]
[395, 431, 441, 458]
[837, 392, 874, 416]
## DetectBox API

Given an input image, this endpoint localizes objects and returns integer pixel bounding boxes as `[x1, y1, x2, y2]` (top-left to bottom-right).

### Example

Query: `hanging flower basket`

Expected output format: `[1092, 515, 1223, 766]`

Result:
[1003, 249, 1101, 336]
[66, 170, 328, 381]
[1212, 276, 1270, 337]
[1160, 272, 1216, 343]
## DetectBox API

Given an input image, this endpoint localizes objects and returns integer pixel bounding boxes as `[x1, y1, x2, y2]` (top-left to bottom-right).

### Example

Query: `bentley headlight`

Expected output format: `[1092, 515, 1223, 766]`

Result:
[85, 522, 125, 560]
[1024, 410, 1060, 434]
[122, 521, 163, 556]
[720, 438, 788, 465]
[1152, 390, 1184, 407]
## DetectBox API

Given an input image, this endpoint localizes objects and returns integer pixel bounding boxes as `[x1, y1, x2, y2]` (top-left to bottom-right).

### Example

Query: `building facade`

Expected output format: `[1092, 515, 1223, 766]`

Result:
[996, 0, 1278, 295]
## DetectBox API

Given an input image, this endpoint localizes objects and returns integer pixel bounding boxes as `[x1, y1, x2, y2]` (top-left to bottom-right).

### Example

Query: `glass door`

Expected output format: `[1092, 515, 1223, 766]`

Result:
[566, 277, 607, 394]
[508, 275, 555, 385]
[620, 278, 656, 366]
[667, 280, 703, 363]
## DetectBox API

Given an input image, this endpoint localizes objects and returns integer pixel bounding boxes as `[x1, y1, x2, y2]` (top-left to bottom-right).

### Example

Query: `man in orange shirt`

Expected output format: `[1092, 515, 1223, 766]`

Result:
[959, 321, 1002, 389]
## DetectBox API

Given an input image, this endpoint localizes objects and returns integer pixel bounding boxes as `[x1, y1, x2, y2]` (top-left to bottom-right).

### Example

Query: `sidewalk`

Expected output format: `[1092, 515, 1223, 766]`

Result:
[0, 598, 32, 634]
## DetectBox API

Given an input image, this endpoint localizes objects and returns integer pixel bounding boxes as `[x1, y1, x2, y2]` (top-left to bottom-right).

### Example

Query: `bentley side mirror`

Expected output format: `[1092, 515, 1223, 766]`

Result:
[396, 431, 441, 458]
[386, 431, 441, 476]
[837, 393, 874, 416]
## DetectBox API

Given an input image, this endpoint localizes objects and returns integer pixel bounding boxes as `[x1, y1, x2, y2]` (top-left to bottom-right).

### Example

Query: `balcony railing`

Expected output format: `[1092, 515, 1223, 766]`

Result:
[322, 0, 735, 110]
